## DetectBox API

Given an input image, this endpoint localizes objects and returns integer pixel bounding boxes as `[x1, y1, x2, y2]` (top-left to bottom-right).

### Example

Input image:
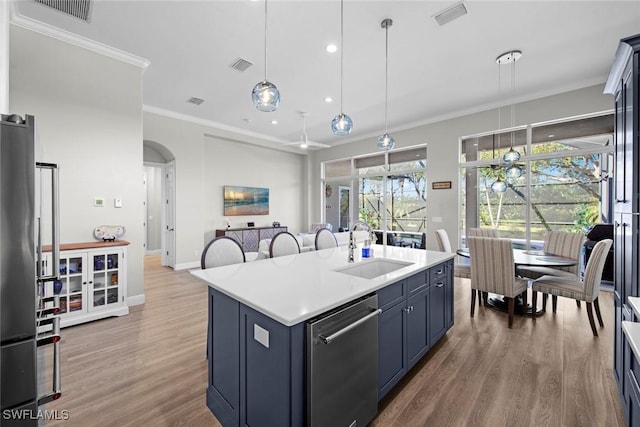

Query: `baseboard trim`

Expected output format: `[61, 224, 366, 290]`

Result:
[174, 261, 200, 271]
[128, 294, 146, 306]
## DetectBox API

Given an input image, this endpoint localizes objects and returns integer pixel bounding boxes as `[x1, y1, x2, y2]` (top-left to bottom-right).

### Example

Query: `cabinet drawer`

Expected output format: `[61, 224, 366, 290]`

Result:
[378, 280, 405, 310]
[407, 272, 428, 294]
[429, 262, 447, 283]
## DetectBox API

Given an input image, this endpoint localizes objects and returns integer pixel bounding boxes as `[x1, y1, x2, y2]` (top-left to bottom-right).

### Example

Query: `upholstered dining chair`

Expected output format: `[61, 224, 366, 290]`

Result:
[517, 231, 584, 280]
[468, 228, 499, 238]
[435, 229, 471, 279]
[468, 236, 528, 328]
[532, 239, 613, 336]
[269, 231, 301, 258]
[201, 236, 246, 269]
[517, 230, 584, 310]
[315, 228, 338, 250]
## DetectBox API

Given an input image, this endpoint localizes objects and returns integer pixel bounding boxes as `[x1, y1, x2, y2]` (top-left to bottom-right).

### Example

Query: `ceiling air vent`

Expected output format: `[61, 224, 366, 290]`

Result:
[230, 58, 253, 72]
[432, 2, 467, 26]
[186, 97, 204, 106]
[35, 0, 92, 22]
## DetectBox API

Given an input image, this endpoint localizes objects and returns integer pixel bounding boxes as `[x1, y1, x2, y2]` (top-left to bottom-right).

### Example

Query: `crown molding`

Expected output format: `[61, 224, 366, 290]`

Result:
[10, 11, 150, 71]
[142, 105, 309, 154]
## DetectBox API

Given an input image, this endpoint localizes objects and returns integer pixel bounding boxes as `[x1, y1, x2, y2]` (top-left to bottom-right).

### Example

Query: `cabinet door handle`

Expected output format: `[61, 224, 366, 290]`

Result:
[404, 307, 411, 313]
[435, 269, 444, 275]
[435, 282, 444, 288]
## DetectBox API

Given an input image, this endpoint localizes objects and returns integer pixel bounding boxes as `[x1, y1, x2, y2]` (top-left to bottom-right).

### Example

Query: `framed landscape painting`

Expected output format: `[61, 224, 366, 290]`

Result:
[224, 186, 269, 216]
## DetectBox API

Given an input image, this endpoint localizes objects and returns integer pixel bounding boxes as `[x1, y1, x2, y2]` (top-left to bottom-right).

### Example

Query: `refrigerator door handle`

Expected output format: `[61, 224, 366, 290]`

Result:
[36, 162, 60, 282]
[35, 162, 62, 405]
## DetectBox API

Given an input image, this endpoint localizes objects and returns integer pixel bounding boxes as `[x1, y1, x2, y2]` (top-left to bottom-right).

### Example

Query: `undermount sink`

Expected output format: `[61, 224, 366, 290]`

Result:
[333, 258, 414, 280]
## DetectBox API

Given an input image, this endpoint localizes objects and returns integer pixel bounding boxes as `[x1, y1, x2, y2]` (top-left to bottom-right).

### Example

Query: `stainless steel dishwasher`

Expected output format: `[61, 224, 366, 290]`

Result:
[306, 294, 381, 427]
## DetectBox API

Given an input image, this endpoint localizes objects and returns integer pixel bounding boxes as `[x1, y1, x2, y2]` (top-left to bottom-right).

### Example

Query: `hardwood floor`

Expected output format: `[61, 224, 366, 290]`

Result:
[44, 255, 624, 426]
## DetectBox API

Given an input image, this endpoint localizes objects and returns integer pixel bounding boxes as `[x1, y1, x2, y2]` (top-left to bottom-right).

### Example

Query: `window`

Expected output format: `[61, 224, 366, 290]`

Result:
[459, 113, 613, 248]
[322, 146, 427, 242]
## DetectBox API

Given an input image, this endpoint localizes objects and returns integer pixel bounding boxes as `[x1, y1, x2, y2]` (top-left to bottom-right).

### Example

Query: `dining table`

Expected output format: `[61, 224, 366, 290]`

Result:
[456, 247, 577, 316]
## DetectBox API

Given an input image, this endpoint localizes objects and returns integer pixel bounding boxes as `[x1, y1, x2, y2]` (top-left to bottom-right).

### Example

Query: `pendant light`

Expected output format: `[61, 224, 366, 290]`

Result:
[251, 0, 280, 112]
[498, 50, 522, 164]
[331, 0, 353, 136]
[490, 134, 507, 193]
[377, 18, 395, 151]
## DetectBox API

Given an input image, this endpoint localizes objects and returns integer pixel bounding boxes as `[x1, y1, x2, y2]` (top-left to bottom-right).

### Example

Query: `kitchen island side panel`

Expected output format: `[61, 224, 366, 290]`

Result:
[207, 288, 240, 427]
[240, 305, 304, 427]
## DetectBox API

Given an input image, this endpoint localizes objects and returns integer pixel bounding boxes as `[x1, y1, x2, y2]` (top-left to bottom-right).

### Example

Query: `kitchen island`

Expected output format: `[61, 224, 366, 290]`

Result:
[191, 244, 455, 426]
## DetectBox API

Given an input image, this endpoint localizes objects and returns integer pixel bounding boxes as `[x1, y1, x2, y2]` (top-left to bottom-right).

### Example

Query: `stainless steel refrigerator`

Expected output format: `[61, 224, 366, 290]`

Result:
[0, 114, 61, 425]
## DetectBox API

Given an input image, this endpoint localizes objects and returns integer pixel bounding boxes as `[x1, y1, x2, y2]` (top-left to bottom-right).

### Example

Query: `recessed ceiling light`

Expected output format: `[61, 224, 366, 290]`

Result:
[325, 97, 333, 103]
[548, 134, 555, 138]
[271, 120, 278, 125]
[326, 44, 337, 53]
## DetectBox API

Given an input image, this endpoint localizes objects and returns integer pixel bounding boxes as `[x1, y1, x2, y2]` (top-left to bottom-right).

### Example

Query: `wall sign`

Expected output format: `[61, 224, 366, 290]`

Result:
[432, 181, 452, 190]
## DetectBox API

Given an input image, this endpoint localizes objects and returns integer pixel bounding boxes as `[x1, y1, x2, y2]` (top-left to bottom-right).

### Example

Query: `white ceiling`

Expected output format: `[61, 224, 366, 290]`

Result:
[11, 1, 640, 149]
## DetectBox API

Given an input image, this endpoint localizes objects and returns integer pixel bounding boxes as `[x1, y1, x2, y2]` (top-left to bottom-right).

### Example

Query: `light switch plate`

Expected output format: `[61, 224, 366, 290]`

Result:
[114, 198, 123, 208]
[254, 324, 269, 348]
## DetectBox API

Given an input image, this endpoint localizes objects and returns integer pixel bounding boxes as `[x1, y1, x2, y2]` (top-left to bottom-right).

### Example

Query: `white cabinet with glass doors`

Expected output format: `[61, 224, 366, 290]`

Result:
[41, 241, 129, 327]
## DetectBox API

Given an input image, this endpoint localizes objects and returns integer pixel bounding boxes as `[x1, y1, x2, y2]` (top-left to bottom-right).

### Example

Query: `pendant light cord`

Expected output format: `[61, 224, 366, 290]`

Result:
[510, 52, 516, 149]
[339, 0, 344, 114]
[264, 0, 268, 81]
[384, 21, 389, 134]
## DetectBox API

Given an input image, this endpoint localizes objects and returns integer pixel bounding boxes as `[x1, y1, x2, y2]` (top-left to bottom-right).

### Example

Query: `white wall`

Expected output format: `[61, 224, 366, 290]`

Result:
[143, 111, 306, 268]
[311, 84, 614, 250]
[203, 135, 305, 241]
[9, 26, 145, 299]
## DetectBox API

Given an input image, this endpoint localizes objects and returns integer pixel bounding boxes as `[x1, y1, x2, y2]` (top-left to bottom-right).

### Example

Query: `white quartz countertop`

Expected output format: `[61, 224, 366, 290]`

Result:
[191, 244, 454, 327]
[629, 297, 640, 319]
[623, 321, 640, 363]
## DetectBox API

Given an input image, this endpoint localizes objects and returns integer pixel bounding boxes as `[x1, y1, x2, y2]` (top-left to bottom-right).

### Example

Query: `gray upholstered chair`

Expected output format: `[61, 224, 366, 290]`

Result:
[468, 236, 528, 328]
[517, 231, 584, 280]
[269, 231, 301, 258]
[517, 231, 584, 310]
[435, 229, 471, 279]
[201, 236, 246, 269]
[468, 227, 499, 238]
[315, 228, 338, 250]
[532, 239, 613, 336]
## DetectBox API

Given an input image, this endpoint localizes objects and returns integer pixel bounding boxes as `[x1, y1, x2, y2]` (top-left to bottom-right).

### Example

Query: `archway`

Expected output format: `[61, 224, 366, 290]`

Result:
[143, 140, 176, 267]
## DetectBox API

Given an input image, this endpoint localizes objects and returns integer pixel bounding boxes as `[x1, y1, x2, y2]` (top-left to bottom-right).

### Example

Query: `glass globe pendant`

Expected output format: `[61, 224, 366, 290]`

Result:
[252, 0, 280, 112]
[503, 147, 521, 163]
[377, 133, 395, 151]
[252, 81, 280, 112]
[491, 177, 507, 193]
[505, 164, 523, 179]
[331, 113, 353, 136]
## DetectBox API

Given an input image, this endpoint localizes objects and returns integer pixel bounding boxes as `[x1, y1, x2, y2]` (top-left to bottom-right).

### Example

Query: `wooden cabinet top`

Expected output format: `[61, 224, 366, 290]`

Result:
[217, 226, 286, 232]
[43, 240, 130, 252]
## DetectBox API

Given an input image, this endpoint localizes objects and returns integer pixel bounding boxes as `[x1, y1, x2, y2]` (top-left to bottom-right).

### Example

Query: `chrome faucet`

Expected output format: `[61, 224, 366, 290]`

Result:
[352, 221, 377, 244]
[348, 231, 356, 263]
[349, 221, 377, 262]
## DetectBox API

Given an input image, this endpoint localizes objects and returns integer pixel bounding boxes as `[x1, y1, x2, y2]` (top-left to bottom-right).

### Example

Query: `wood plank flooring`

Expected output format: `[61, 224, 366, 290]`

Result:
[44, 256, 625, 426]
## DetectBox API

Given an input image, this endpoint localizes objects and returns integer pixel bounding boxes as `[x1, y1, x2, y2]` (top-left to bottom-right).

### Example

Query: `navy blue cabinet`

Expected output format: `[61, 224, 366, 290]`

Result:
[207, 288, 304, 427]
[607, 33, 640, 425]
[626, 336, 640, 427]
[378, 283, 408, 399]
[377, 260, 454, 400]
